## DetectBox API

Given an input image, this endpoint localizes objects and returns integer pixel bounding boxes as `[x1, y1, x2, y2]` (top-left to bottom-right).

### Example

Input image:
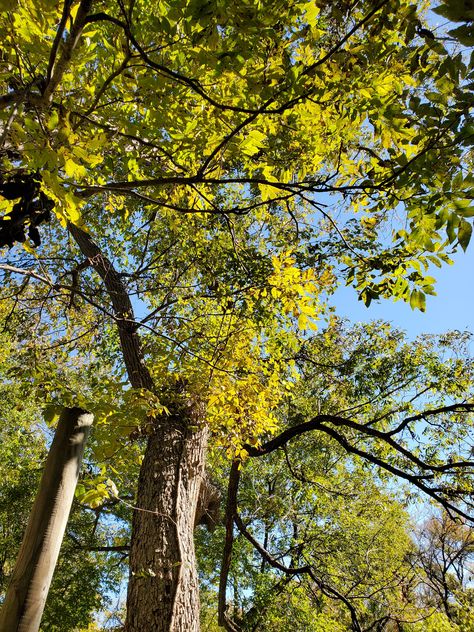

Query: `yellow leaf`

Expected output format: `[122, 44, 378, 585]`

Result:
[241, 129, 266, 156]
[64, 158, 88, 179]
[69, 3, 80, 21]
[298, 313, 307, 330]
[64, 192, 83, 223]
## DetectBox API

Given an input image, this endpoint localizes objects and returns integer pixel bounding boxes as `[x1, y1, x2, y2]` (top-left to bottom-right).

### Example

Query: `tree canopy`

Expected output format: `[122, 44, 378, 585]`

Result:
[0, 0, 473, 630]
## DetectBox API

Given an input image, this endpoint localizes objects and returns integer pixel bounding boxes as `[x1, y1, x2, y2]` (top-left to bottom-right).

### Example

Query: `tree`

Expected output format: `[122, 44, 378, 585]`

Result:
[413, 511, 474, 628]
[198, 420, 418, 631]
[0, 0, 473, 630]
[0, 305, 127, 632]
[213, 320, 474, 631]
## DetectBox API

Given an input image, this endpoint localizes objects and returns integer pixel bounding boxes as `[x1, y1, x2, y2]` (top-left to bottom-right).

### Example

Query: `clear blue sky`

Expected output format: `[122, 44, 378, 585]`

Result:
[330, 245, 474, 337]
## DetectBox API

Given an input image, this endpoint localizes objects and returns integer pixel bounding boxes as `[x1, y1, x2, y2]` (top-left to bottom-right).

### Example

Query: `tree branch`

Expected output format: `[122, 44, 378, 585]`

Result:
[45, 0, 74, 87]
[218, 460, 242, 632]
[387, 403, 474, 437]
[244, 409, 474, 521]
[67, 222, 154, 391]
[42, 0, 95, 104]
[234, 511, 362, 631]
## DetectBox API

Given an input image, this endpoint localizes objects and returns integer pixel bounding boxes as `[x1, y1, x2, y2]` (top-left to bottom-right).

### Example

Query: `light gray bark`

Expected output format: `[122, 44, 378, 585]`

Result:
[0, 407, 93, 632]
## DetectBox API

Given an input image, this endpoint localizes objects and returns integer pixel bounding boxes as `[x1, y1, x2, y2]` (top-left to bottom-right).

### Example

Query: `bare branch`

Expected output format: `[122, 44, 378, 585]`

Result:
[0, 263, 53, 286]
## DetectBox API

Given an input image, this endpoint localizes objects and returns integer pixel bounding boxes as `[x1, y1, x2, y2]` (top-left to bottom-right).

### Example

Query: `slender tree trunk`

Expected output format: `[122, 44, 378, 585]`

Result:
[0, 407, 93, 632]
[125, 408, 208, 632]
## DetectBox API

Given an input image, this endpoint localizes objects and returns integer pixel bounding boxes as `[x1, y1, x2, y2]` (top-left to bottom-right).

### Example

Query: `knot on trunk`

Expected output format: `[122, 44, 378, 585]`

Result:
[195, 473, 220, 531]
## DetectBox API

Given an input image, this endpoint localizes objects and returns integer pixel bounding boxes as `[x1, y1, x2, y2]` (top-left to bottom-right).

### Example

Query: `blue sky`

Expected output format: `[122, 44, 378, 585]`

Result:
[325, 4, 474, 341]
[330, 245, 474, 337]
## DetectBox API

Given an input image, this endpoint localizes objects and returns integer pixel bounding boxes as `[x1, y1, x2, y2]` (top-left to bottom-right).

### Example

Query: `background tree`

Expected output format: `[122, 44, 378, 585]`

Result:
[214, 320, 474, 631]
[413, 511, 474, 629]
[0, 304, 127, 632]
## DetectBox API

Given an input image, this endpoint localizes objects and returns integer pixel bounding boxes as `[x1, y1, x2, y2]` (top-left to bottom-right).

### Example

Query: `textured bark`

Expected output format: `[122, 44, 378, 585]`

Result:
[69, 224, 210, 630]
[68, 222, 154, 392]
[125, 408, 208, 632]
[0, 408, 93, 632]
[194, 474, 220, 531]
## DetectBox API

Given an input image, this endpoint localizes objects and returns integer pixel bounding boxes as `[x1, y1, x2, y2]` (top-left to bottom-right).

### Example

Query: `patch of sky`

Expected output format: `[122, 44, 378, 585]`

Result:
[331, 242, 474, 338]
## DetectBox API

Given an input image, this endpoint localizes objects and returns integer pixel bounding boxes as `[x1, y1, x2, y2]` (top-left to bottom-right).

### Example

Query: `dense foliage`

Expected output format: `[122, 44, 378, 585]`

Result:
[0, 0, 473, 630]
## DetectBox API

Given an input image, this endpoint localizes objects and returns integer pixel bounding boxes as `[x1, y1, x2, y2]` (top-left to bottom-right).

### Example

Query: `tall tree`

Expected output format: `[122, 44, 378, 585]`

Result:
[215, 320, 474, 631]
[414, 512, 474, 627]
[0, 1, 473, 630]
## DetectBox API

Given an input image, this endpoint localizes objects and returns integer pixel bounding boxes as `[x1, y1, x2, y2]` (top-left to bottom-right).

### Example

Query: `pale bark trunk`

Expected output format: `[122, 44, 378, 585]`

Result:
[0, 407, 93, 632]
[125, 411, 207, 632]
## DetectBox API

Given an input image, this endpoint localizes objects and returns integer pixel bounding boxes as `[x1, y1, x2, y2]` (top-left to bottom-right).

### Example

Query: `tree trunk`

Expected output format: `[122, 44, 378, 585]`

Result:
[125, 406, 208, 632]
[0, 407, 93, 632]
[68, 225, 211, 630]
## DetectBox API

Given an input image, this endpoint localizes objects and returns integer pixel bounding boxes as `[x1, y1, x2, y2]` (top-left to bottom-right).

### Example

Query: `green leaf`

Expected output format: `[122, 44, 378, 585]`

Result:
[448, 25, 474, 46]
[458, 219, 473, 251]
[453, 198, 474, 217]
[409, 289, 426, 311]
[43, 404, 63, 426]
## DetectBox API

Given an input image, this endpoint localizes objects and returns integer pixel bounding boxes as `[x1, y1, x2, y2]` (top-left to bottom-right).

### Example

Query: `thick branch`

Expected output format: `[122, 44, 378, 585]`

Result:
[45, 0, 74, 87]
[245, 409, 474, 474]
[244, 411, 474, 521]
[315, 423, 472, 520]
[67, 222, 154, 391]
[42, 0, 95, 103]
